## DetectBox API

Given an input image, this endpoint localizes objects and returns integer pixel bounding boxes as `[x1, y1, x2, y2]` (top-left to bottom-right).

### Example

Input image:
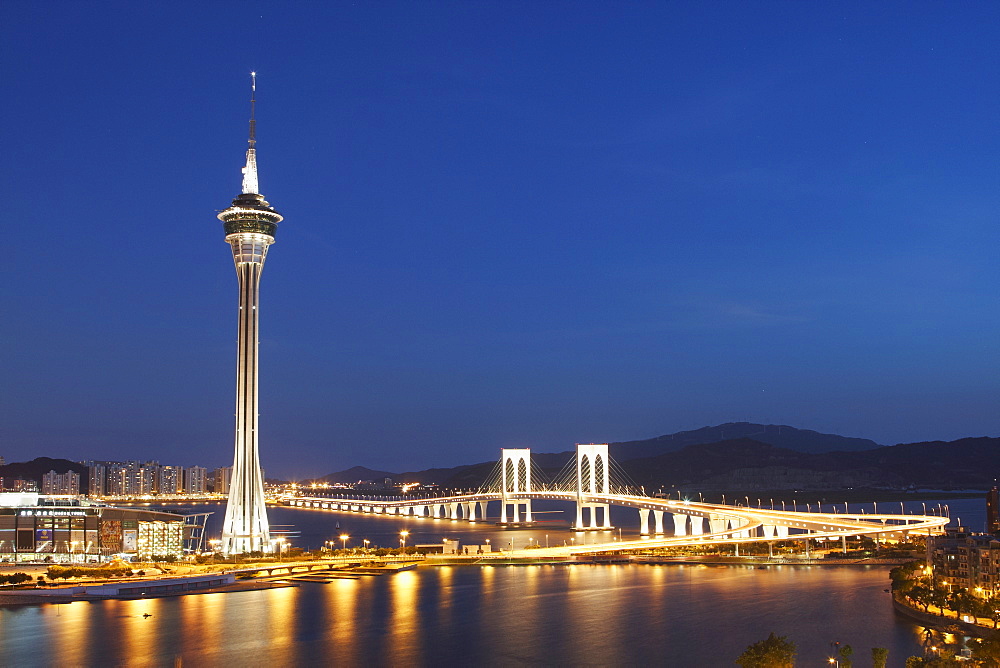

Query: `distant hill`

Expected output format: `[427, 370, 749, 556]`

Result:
[617, 436, 1000, 492]
[610, 422, 881, 460]
[0, 457, 88, 489]
[322, 466, 398, 484]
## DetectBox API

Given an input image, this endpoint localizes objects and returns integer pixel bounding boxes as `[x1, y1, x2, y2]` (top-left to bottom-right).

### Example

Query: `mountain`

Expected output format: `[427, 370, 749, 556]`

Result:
[610, 422, 881, 460]
[618, 436, 1000, 492]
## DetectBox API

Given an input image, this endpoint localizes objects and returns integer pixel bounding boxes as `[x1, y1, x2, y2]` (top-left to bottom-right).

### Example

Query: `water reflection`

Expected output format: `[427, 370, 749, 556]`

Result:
[386, 570, 422, 663]
[327, 580, 360, 663]
[49, 602, 91, 666]
[119, 598, 165, 664]
[1, 565, 932, 666]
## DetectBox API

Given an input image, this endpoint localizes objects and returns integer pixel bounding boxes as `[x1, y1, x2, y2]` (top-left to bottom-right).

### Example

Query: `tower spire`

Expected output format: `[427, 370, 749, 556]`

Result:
[241, 71, 259, 195]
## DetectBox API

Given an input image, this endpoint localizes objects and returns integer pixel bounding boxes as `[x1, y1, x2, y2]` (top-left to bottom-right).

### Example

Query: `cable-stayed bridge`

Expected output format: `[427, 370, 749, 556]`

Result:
[286, 444, 948, 556]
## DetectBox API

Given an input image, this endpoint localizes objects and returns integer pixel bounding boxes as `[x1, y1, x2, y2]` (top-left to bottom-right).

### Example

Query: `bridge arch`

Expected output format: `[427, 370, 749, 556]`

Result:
[500, 448, 533, 525]
[575, 444, 612, 529]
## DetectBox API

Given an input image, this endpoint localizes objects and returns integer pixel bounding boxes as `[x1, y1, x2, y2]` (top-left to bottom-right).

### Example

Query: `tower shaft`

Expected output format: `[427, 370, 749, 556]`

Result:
[221, 233, 272, 553]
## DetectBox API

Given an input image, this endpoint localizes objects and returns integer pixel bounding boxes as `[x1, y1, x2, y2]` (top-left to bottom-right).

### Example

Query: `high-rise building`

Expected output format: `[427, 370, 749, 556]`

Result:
[157, 466, 183, 494]
[988, 487, 999, 534]
[184, 466, 208, 494]
[213, 466, 233, 495]
[41, 470, 81, 495]
[218, 74, 280, 554]
[87, 463, 107, 497]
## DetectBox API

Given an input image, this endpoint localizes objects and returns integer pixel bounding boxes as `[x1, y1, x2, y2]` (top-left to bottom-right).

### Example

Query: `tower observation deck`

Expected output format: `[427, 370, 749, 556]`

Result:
[219, 73, 282, 554]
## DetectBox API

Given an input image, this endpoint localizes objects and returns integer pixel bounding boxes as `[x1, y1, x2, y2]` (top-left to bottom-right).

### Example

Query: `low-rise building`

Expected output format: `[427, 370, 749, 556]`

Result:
[0, 493, 184, 563]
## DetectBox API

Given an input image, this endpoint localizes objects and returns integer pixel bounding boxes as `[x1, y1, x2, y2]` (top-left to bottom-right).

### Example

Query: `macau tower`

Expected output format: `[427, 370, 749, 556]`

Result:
[218, 73, 281, 554]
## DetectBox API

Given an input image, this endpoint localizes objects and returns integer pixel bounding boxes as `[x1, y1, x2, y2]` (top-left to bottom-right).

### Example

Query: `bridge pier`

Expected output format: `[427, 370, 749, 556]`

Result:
[653, 510, 664, 534]
[575, 503, 610, 530]
[672, 513, 688, 536]
[639, 508, 650, 536]
[709, 515, 728, 535]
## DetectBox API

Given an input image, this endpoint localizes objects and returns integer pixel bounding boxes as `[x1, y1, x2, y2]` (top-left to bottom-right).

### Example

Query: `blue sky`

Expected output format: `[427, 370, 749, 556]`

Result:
[3, 1, 998, 478]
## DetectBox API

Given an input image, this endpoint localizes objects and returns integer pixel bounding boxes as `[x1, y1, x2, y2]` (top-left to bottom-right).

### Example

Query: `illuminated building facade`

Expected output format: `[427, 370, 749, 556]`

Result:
[41, 470, 80, 495]
[219, 74, 281, 554]
[0, 493, 184, 562]
[929, 526, 1000, 596]
[184, 466, 208, 494]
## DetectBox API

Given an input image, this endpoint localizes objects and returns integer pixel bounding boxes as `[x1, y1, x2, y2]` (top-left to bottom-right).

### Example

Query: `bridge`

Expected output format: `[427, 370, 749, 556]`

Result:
[286, 444, 949, 556]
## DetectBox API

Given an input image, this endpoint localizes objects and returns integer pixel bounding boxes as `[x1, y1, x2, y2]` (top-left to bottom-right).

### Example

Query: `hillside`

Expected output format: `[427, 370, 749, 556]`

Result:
[0, 457, 88, 490]
[610, 422, 881, 459]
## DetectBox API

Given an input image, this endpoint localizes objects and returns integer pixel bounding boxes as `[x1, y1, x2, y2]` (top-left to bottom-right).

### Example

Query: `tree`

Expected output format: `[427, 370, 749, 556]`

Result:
[735, 632, 796, 668]
[973, 637, 1000, 666]
[871, 647, 888, 668]
[838, 644, 853, 668]
[909, 584, 933, 612]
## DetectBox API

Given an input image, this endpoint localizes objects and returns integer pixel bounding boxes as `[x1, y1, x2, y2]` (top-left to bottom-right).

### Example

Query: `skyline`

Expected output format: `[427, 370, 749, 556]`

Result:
[3, 2, 999, 479]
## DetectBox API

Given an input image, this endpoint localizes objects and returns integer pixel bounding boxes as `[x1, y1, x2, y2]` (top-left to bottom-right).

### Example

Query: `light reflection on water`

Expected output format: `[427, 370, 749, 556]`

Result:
[1, 564, 930, 667]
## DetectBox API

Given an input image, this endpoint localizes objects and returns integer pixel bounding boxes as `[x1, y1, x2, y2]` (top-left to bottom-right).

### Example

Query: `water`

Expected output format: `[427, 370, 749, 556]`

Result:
[0, 564, 927, 666]
[1, 498, 981, 666]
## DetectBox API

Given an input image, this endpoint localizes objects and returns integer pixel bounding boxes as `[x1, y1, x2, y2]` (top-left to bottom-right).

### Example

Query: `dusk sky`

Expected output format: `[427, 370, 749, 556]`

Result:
[3, 2, 999, 479]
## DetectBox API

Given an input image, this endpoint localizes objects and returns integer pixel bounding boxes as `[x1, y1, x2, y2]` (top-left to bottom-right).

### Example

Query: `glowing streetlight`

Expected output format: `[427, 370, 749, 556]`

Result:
[340, 534, 349, 551]
[363, 539, 370, 551]
[400, 530, 409, 550]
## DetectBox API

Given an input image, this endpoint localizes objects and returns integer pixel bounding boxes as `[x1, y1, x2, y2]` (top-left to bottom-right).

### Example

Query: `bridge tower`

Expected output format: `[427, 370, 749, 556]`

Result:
[499, 448, 533, 525]
[575, 443, 613, 530]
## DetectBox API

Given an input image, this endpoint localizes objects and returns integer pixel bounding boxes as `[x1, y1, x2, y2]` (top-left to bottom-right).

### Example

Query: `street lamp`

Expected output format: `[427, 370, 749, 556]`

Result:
[485, 538, 490, 553]
[209, 539, 220, 563]
[363, 539, 370, 551]
[340, 534, 349, 551]
[400, 530, 409, 550]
